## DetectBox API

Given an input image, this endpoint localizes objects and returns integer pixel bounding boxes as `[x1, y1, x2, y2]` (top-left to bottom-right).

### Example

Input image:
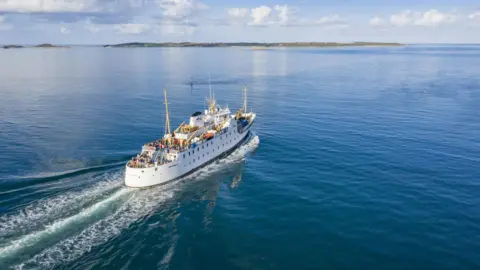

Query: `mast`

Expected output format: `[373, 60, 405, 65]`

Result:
[208, 75, 216, 114]
[209, 75, 212, 105]
[164, 88, 171, 135]
[243, 85, 247, 113]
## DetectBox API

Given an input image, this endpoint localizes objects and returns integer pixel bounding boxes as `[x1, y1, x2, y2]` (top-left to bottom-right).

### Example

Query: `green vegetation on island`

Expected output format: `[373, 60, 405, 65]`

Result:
[3, 45, 24, 49]
[2, 44, 70, 49]
[34, 43, 70, 48]
[105, 42, 405, 48]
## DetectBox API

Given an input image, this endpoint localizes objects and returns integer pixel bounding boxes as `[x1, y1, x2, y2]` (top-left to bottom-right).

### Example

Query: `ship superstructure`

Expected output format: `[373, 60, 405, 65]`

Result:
[125, 86, 256, 188]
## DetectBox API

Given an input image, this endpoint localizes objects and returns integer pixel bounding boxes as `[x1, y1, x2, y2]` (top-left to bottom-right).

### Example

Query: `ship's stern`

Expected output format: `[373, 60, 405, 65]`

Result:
[124, 165, 157, 188]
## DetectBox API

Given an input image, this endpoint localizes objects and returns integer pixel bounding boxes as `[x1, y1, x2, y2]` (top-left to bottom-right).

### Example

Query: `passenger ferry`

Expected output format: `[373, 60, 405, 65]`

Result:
[125, 86, 256, 187]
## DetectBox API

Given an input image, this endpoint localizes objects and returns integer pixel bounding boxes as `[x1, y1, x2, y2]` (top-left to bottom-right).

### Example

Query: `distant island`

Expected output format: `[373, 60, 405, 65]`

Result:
[2, 43, 70, 49]
[35, 43, 70, 48]
[104, 42, 405, 48]
[2, 42, 404, 50]
[3, 45, 24, 49]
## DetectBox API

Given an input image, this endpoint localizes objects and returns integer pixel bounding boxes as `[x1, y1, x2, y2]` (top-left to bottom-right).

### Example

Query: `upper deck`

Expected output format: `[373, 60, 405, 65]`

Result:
[126, 86, 253, 169]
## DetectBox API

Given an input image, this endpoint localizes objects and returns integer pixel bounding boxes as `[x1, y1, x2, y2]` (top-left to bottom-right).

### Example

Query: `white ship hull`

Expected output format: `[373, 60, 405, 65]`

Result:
[125, 114, 255, 188]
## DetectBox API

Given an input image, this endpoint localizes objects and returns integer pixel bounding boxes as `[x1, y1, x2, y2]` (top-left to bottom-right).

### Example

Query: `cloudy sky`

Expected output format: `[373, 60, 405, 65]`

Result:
[0, 0, 479, 44]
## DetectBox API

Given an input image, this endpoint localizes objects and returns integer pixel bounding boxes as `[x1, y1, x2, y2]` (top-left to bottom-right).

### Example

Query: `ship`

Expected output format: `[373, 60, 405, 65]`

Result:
[124, 86, 256, 188]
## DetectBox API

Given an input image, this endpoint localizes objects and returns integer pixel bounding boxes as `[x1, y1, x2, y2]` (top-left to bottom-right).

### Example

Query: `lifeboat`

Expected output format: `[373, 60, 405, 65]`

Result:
[204, 132, 214, 140]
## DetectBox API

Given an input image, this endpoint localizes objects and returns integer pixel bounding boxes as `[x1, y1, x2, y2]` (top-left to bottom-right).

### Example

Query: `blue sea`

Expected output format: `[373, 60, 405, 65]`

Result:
[0, 45, 479, 270]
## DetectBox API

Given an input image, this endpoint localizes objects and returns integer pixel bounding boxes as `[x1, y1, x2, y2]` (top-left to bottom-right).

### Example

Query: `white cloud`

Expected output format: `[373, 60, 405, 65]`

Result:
[469, 12, 480, 20]
[226, 8, 249, 19]
[313, 15, 347, 27]
[0, 15, 13, 30]
[390, 10, 413, 26]
[157, 0, 208, 21]
[369, 16, 385, 27]
[274, 5, 290, 25]
[84, 18, 100, 33]
[226, 5, 345, 28]
[114, 23, 151, 34]
[60, 26, 70, 34]
[250, 5, 272, 26]
[415, 9, 455, 26]
[0, 0, 99, 13]
[390, 9, 455, 27]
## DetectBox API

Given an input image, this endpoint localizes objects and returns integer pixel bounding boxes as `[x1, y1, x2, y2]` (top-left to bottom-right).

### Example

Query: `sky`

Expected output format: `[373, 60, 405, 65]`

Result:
[0, 0, 479, 44]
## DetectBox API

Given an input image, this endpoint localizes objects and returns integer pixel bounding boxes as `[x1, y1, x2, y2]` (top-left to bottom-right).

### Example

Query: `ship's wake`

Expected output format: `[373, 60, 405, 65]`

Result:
[0, 135, 259, 269]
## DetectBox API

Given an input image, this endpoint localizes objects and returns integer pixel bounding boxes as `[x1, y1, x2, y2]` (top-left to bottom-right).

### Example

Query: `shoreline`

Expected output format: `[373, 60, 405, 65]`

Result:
[3, 42, 406, 49]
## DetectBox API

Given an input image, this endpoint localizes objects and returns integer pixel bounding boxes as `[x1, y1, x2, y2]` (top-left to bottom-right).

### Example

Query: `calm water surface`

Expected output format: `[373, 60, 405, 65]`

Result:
[0, 45, 479, 270]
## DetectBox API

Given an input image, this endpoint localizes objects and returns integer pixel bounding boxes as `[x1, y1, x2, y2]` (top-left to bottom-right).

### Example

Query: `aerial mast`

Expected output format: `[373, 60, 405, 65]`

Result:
[164, 88, 171, 135]
[208, 76, 216, 114]
[243, 85, 247, 113]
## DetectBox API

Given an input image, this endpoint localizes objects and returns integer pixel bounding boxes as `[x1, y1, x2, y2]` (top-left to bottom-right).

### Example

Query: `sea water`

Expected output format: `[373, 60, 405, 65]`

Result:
[0, 45, 479, 269]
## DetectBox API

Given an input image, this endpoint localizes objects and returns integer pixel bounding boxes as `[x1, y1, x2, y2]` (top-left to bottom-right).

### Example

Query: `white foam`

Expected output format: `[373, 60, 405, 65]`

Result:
[15, 187, 175, 269]
[0, 188, 133, 261]
[159, 234, 179, 269]
[11, 135, 260, 269]
[0, 172, 124, 238]
[6, 161, 126, 181]
[226, 135, 260, 162]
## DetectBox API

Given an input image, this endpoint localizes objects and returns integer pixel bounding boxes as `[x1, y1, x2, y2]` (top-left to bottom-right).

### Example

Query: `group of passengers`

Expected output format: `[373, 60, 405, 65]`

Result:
[129, 153, 154, 168]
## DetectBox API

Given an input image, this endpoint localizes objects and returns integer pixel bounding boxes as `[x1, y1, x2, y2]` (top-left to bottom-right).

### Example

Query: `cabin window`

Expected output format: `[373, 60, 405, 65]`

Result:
[193, 150, 195, 154]
[188, 152, 190, 156]
[183, 154, 185, 158]
[198, 157, 200, 160]
[203, 154, 204, 157]
[202, 145, 204, 149]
